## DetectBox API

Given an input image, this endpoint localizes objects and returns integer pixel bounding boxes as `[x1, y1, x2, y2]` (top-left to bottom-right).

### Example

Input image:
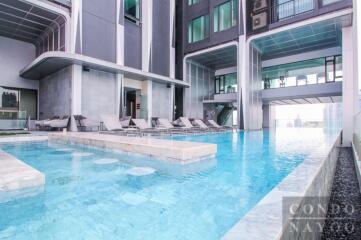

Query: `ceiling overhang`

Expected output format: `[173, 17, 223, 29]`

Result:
[20, 51, 190, 87]
[0, 0, 68, 44]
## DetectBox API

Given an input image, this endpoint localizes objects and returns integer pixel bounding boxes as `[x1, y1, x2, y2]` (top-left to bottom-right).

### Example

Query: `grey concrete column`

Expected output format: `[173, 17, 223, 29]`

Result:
[70, 64, 82, 131]
[116, 74, 124, 118]
[342, 26, 358, 146]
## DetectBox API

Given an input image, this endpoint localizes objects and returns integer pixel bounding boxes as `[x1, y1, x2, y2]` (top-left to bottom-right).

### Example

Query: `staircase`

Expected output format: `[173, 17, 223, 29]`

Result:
[217, 104, 233, 125]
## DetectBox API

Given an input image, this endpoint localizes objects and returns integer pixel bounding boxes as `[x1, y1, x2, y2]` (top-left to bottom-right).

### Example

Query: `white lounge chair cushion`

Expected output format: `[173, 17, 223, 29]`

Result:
[208, 120, 221, 128]
[49, 118, 69, 128]
[101, 114, 123, 131]
[132, 119, 149, 129]
[158, 118, 174, 129]
[194, 119, 208, 129]
[179, 117, 193, 128]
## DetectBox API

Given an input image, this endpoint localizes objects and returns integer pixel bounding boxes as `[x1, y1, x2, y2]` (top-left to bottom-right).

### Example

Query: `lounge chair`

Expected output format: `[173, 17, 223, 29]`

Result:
[193, 119, 220, 132]
[207, 119, 232, 131]
[157, 118, 188, 134]
[100, 114, 140, 136]
[49, 116, 70, 130]
[131, 118, 168, 135]
[35, 116, 59, 130]
[74, 115, 99, 132]
[179, 117, 202, 133]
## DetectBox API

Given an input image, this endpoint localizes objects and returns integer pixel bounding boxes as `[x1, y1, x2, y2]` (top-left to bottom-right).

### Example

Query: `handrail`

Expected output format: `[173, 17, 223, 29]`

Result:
[270, 0, 315, 23]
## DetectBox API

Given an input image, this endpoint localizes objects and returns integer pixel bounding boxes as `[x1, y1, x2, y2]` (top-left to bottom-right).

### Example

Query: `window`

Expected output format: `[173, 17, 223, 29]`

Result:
[188, 0, 201, 6]
[214, 0, 238, 32]
[262, 55, 343, 89]
[276, 0, 314, 21]
[125, 0, 140, 23]
[322, 0, 343, 6]
[215, 73, 237, 94]
[188, 15, 209, 43]
[0, 87, 37, 120]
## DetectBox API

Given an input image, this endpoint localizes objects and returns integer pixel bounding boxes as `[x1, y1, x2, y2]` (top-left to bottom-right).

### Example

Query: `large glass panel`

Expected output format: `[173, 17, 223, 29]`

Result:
[214, 73, 237, 94]
[262, 56, 342, 89]
[326, 59, 335, 82]
[125, 0, 140, 21]
[277, 0, 314, 20]
[188, 15, 209, 43]
[219, 2, 231, 32]
[20, 89, 37, 119]
[0, 87, 19, 120]
[322, 0, 343, 6]
[335, 56, 343, 82]
[214, 0, 237, 32]
[188, 0, 201, 6]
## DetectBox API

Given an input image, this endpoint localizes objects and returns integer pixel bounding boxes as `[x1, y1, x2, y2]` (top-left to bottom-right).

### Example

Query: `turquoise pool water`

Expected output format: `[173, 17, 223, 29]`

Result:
[0, 129, 334, 239]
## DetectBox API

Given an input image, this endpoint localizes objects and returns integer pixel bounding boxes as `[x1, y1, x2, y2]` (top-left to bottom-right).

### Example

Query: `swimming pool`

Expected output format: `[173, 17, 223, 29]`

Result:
[0, 128, 335, 239]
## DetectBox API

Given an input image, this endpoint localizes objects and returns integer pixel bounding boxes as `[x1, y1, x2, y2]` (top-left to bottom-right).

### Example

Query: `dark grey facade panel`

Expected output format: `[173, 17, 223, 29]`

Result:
[82, 0, 116, 24]
[119, 0, 124, 25]
[124, 20, 142, 69]
[175, 0, 184, 79]
[151, 0, 170, 77]
[82, 0, 117, 63]
[182, 0, 242, 54]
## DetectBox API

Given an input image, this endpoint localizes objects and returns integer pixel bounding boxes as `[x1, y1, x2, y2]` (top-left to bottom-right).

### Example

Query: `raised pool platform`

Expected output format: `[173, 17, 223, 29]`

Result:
[0, 151, 45, 193]
[49, 132, 217, 164]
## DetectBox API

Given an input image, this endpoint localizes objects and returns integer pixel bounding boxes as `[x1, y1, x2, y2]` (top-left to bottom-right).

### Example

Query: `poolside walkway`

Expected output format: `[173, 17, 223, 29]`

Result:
[321, 148, 361, 239]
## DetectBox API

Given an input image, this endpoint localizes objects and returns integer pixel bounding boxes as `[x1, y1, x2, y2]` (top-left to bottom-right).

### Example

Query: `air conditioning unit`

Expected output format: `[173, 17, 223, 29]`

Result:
[252, 12, 268, 30]
[253, 0, 267, 12]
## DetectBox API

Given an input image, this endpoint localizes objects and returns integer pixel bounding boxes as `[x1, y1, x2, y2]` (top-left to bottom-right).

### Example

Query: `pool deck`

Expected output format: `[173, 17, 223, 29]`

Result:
[0, 150, 45, 193]
[48, 132, 217, 164]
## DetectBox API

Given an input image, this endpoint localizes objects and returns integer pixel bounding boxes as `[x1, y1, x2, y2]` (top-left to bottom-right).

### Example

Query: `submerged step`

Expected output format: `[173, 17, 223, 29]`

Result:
[0, 151, 45, 192]
[49, 132, 217, 164]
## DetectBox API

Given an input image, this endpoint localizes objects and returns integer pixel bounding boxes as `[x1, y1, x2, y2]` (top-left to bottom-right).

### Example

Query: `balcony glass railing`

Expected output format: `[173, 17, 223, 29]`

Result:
[272, 0, 315, 22]
[262, 55, 342, 89]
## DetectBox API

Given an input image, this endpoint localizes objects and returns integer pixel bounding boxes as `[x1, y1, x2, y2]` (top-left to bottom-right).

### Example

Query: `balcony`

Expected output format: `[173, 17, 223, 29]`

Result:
[270, 0, 315, 23]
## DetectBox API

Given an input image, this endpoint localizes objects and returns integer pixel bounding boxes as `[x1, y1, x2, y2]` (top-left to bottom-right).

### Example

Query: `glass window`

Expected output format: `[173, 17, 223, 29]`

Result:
[125, 0, 140, 22]
[0, 87, 37, 120]
[214, 0, 237, 32]
[322, 0, 343, 6]
[188, 15, 209, 43]
[214, 73, 237, 94]
[262, 55, 342, 89]
[188, 0, 201, 6]
[277, 0, 314, 20]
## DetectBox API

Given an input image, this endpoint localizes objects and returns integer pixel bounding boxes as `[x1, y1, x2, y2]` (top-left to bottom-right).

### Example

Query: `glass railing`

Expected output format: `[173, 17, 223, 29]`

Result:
[0, 110, 27, 130]
[262, 74, 342, 89]
[272, 0, 315, 22]
[354, 112, 361, 160]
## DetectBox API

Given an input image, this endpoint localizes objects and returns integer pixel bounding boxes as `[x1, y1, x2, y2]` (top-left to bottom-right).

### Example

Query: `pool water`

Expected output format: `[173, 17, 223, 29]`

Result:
[0, 129, 335, 240]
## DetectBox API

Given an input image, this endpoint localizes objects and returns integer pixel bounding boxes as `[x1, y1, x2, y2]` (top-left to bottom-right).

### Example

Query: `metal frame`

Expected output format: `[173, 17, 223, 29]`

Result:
[0, 0, 67, 55]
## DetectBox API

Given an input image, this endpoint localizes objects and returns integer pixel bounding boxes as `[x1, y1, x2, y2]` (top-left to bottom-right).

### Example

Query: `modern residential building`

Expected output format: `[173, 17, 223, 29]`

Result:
[179, 0, 359, 146]
[0, 0, 360, 146]
[0, 0, 183, 131]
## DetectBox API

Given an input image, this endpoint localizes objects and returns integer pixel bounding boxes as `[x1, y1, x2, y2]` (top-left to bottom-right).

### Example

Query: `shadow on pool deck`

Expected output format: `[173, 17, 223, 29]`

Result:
[321, 148, 361, 240]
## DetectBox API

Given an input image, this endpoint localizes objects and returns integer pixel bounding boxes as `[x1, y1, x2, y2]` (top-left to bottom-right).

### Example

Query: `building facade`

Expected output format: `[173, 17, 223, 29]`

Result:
[0, 0, 360, 146]
[0, 0, 184, 130]
[179, 0, 360, 146]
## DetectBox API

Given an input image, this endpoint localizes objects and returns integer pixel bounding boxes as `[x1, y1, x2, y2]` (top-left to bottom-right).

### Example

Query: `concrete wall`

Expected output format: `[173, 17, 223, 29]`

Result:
[0, 36, 38, 90]
[82, 0, 117, 62]
[152, 82, 173, 119]
[82, 69, 117, 122]
[39, 66, 72, 119]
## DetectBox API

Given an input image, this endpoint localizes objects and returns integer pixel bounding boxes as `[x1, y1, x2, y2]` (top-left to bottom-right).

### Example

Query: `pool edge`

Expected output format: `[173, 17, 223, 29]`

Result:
[222, 131, 341, 240]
